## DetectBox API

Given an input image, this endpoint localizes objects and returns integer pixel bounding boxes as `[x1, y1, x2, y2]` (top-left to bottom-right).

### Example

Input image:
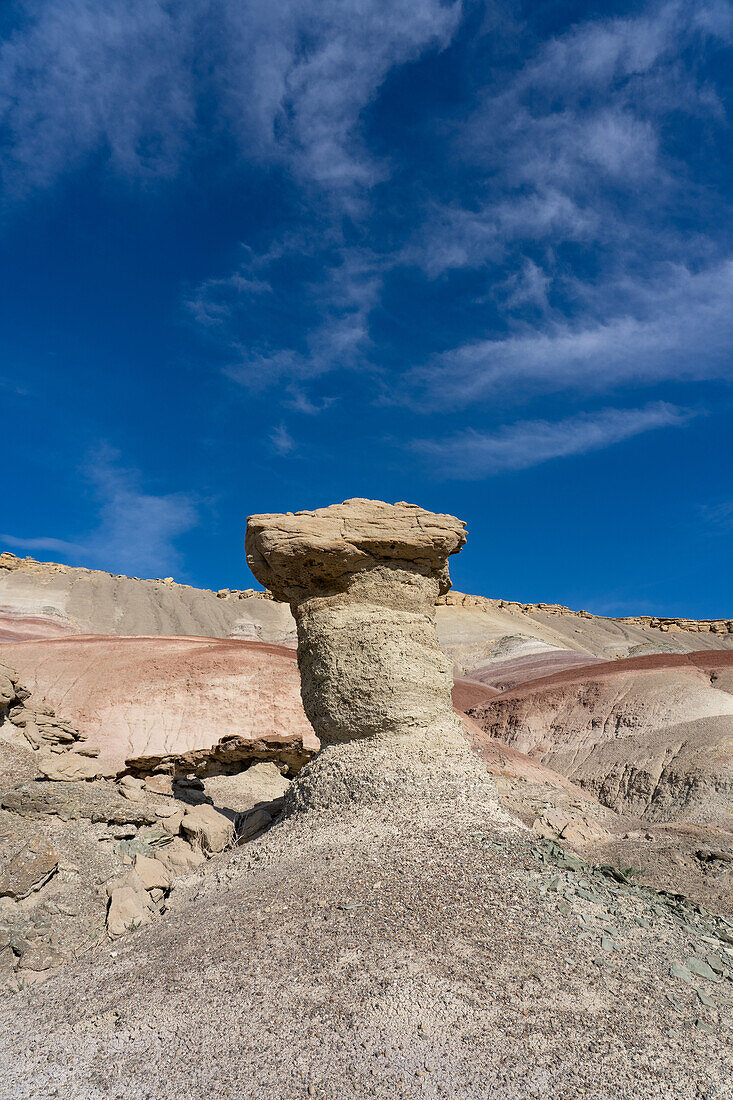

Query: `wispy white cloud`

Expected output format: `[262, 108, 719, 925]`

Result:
[0, 1, 198, 196]
[285, 387, 337, 415]
[1, 449, 197, 577]
[188, 240, 384, 387]
[411, 402, 695, 479]
[0, 534, 87, 556]
[499, 259, 552, 313]
[408, 259, 733, 408]
[0, 0, 459, 205]
[268, 423, 296, 456]
[237, 0, 461, 205]
[409, 0, 733, 278]
[701, 501, 733, 527]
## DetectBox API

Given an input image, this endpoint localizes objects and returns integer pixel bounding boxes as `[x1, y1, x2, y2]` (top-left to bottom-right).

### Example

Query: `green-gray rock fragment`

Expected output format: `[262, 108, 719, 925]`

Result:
[686, 958, 720, 982]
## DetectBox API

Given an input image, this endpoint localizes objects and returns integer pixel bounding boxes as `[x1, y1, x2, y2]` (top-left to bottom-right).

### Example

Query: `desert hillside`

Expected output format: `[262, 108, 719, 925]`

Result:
[3, 551, 732, 670]
[0, 523, 731, 1097]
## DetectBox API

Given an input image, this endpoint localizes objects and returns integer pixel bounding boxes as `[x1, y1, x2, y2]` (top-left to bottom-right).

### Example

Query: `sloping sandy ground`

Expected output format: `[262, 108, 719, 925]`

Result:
[0, 555, 296, 645]
[0, 734, 730, 1100]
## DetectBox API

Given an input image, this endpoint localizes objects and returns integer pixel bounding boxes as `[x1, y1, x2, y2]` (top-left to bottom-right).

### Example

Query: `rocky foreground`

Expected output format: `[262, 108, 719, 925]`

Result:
[0, 734, 731, 1099]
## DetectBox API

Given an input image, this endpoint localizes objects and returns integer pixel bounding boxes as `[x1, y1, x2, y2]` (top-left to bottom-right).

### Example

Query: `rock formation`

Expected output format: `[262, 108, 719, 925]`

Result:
[245, 498, 467, 750]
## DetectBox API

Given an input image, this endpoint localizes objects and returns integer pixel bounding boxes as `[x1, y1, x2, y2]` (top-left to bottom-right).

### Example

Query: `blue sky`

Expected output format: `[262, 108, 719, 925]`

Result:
[1, 0, 731, 616]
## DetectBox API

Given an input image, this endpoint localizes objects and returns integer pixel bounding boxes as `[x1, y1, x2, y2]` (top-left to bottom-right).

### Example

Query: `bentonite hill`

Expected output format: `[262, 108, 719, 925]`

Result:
[0, 500, 731, 1099]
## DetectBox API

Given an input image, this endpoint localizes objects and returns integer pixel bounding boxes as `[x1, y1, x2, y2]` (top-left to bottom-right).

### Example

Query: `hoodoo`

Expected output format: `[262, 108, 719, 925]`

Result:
[246, 498, 467, 747]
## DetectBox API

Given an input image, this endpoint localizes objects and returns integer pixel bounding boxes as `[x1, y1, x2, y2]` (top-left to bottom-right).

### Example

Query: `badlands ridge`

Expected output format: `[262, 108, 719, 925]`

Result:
[0, 501, 731, 1099]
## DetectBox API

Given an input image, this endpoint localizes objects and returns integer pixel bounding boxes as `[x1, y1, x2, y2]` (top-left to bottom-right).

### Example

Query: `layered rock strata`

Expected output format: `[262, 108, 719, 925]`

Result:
[246, 499, 467, 754]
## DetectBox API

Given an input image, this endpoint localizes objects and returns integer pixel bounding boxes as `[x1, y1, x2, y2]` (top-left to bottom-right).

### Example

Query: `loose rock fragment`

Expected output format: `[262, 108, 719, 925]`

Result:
[106, 886, 153, 939]
[17, 946, 65, 973]
[133, 854, 171, 892]
[0, 840, 58, 900]
[152, 838, 205, 874]
[181, 804, 235, 854]
[686, 957, 721, 982]
[36, 750, 101, 783]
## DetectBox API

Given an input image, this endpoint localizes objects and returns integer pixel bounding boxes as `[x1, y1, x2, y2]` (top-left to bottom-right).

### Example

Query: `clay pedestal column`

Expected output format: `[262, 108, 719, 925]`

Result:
[245, 499, 466, 748]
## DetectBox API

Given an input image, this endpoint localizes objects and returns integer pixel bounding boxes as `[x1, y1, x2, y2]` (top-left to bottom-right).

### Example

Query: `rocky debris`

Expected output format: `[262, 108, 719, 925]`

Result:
[0, 762, 282, 984]
[532, 837, 733, 956]
[460, 712, 733, 912]
[4, 754, 732, 1097]
[103, 849, 179, 938]
[246, 499, 467, 748]
[16, 944, 66, 973]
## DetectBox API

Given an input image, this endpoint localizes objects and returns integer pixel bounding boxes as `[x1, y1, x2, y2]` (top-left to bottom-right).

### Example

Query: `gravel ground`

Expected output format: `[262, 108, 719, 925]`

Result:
[0, 732, 731, 1099]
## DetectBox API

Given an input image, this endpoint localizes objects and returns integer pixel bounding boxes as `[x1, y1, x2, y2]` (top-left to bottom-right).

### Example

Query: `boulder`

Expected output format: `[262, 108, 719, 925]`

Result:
[0, 780, 161, 826]
[0, 838, 58, 899]
[106, 886, 153, 938]
[16, 946, 65, 973]
[153, 838, 205, 874]
[157, 807, 185, 836]
[36, 750, 102, 783]
[144, 775, 174, 797]
[202, 762, 289, 814]
[133, 854, 171, 891]
[180, 805, 234, 854]
[236, 807, 273, 842]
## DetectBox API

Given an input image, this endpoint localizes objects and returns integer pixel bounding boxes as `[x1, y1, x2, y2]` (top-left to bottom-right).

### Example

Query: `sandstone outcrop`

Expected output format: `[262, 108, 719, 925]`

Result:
[438, 587, 733, 636]
[246, 499, 467, 748]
